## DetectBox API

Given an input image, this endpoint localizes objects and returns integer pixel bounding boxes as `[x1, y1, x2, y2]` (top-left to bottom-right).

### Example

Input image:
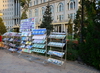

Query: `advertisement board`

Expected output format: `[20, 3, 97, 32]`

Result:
[20, 18, 35, 32]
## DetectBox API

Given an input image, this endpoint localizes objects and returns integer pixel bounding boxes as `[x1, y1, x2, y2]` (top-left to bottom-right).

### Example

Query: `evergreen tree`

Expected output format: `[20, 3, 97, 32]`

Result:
[67, 19, 73, 40]
[21, 11, 28, 19]
[0, 17, 7, 35]
[40, 3, 53, 35]
[73, 1, 88, 39]
[74, 0, 100, 69]
[73, 9, 81, 39]
[20, 0, 30, 19]
[20, 0, 30, 10]
[79, 0, 100, 70]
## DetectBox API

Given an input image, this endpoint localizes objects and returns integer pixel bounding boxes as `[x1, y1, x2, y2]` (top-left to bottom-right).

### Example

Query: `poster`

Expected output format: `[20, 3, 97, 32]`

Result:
[20, 18, 35, 32]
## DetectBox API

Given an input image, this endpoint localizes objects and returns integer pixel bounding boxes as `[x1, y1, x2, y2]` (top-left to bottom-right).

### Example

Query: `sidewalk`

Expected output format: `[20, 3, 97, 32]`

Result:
[0, 49, 99, 73]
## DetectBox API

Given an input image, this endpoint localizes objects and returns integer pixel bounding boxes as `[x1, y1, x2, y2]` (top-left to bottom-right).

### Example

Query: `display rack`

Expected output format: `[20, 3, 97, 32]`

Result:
[2, 32, 20, 52]
[14, 33, 21, 49]
[20, 32, 32, 53]
[2, 32, 12, 46]
[19, 18, 35, 54]
[31, 28, 47, 63]
[47, 32, 67, 66]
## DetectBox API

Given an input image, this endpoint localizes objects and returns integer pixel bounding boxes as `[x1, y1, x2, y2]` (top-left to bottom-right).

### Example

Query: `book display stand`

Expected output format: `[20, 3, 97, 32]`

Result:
[19, 18, 35, 55]
[20, 32, 32, 53]
[47, 32, 67, 66]
[31, 28, 47, 64]
[2, 32, 21, 52]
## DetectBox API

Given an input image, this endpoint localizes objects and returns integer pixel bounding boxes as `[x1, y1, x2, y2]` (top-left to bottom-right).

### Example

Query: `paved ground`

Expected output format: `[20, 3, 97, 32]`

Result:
[0, 49, 100, 73]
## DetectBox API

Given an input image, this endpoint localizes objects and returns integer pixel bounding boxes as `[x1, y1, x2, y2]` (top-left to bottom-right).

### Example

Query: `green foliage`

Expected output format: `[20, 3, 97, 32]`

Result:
[40, 3, 53, 35]
[73, 2, 88, 39]
[20, 0, 30, 19]
[79, 0, 100, 70]
[20, 0, 26, 7]
[67, 19, 73, 39]
[73, 10, 81, 39]
[0, 17, 7, 35]
[21, 11, 28, 19]
[67, 41, 78, 61]
[20, 0, 30, 8]
[68, 19, 73, 34]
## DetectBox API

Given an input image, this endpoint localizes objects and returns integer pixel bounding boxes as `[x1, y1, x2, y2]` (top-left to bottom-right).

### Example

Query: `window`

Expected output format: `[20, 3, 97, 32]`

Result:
[68, 14, 70, 18]
[57, 3, 64, 12]
[52, 16, 54, 21]
[57, 15, 64, 21]
[29, 10, 32, 17]
[60, 15, 64, 21]
[70, 13, 73, 19]
[69, 13, 73, 19]
[67, 3, 69, 10]
[73, 13, 76, 19]
[43, 0, 46, 2]
[42, 7, 45, 15]
[34, 1, 35, 5]
[41, 0, 42, 3]
[36, 0, 38, 5]
[74, 2, 75, 9]
[35, 9, 38, 16]
[70, 2, 73, 9]
[50, 5, 54, 13]
[68, 0, 75, 10]
[30, 2, 32, 6]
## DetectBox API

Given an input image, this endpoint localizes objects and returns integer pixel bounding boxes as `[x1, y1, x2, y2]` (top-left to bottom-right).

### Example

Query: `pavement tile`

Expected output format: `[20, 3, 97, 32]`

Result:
[0, 49, 100, 73]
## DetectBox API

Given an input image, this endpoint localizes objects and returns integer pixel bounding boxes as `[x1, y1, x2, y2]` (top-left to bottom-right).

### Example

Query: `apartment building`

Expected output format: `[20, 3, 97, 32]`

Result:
[26, 0, 80, 33]
[0, 0, 20, 31]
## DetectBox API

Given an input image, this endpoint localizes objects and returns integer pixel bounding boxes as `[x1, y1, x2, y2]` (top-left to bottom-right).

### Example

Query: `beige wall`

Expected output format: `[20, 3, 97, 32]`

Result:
[22, 0, 80, 33]
[0, 0, 20, 31]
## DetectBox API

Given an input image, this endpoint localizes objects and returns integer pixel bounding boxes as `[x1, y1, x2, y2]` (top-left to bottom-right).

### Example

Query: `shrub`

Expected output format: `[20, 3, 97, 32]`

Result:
[67, 41, 78, 61]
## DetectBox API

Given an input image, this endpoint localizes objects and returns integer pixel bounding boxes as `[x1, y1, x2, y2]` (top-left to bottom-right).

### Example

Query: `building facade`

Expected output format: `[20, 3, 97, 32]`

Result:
[26, 0, 80, 33]
[0, 0, 20, 31]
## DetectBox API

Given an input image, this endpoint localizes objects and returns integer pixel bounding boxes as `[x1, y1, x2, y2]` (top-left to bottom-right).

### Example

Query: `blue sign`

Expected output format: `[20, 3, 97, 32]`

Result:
[32, 28, 46, 35]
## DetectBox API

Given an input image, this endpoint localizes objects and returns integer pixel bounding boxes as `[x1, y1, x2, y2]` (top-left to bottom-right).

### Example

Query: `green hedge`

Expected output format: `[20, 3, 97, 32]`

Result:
[67, 41, 78, 61]
[79, 40, 100, 70]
